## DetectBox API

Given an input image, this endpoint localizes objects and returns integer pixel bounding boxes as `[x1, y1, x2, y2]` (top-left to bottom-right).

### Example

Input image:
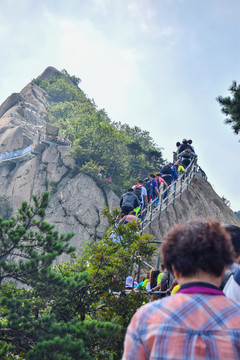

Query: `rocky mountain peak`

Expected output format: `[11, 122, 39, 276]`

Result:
[0, 67, 238, 261]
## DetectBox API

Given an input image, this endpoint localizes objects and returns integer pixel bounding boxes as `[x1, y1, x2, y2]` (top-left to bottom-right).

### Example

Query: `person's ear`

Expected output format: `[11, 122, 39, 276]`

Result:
[220, 266, 226, 278]
[172, 266, 181, 280]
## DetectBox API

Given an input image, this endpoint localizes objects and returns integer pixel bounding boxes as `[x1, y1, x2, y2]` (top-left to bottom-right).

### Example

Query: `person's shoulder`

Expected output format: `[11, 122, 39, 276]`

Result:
[134, 295, 182, 320]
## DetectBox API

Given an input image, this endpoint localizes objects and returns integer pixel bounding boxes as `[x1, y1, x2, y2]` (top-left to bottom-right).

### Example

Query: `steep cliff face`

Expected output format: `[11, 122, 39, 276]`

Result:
[145, 174, 240, 258]
[0, 67, 119, 259]
[0, 142, 119, 260]
[0, 66, 239, 261]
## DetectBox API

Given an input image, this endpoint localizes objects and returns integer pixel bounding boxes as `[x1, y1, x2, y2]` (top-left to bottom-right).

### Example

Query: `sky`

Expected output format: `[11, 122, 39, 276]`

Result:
[0, 0, 239, 211]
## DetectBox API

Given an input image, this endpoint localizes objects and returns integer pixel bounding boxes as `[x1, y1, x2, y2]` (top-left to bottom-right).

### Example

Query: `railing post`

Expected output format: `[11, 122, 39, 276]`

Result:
[180, 176, 183, 200]
[149, 201, 153, 224]
[157, 251, 161, 269]
[172, 181, 176, 205]
[158, 200, 162, 220]
[140, 159, 203, 233]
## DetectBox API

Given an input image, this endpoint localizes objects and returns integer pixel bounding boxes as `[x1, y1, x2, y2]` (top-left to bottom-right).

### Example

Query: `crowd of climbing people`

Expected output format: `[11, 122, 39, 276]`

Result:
[119, 138, 198, 221]
[111, 138, 240, 359]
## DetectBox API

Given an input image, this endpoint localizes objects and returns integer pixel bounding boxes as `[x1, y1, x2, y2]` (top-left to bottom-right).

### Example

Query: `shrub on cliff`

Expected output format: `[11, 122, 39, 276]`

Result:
[34, 70, 164, 191]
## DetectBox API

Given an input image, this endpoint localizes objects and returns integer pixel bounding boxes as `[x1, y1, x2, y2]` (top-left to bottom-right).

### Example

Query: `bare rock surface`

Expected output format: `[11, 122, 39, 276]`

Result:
[0, 66, 239, 263]
[145, 174, 240, 266]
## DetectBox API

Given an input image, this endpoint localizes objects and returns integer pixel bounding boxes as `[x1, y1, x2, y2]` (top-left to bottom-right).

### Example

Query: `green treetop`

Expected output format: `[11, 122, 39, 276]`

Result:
[217, 81, 240, 135]
[0, 194, 156, 359]
[33, 70, 164, 192]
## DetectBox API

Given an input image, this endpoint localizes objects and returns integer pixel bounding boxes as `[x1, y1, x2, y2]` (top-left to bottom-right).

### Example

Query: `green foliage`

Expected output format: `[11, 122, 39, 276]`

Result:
[222, 196, 231, 208]
[0, 192, 74, 287]
[53, 207, 156, 358]
[0, 197, 156, 359]
[34, 71, 164, 191]
[61, 69, 81, 86]
[217, 81, 240, 134]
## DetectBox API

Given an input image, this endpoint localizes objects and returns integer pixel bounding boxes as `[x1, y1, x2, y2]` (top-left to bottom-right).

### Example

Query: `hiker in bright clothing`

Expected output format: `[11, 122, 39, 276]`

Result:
[120, 188, 140, 215]
[123, 218, 240, 360]
[156, 173, 168, 194]
[173, 162, 185, 175]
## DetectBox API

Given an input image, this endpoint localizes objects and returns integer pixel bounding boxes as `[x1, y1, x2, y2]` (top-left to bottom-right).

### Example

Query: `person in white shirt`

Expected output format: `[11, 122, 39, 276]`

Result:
[223, 225, 240, 302]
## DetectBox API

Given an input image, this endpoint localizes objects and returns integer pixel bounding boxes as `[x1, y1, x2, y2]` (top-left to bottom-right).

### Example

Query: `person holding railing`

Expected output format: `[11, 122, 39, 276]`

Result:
[156, 173, 168, 196]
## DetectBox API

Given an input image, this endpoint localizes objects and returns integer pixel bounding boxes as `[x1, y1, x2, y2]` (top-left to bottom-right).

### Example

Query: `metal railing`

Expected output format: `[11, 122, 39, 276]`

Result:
[0, 128, 71, 164]
[0, 145, 32, 162]
[140, 158, 198, 233]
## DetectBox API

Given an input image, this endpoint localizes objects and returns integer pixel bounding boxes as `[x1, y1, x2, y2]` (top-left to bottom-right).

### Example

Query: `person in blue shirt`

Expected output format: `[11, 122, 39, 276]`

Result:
[160, 164, 178, 200]
[149, 174, 160, 206]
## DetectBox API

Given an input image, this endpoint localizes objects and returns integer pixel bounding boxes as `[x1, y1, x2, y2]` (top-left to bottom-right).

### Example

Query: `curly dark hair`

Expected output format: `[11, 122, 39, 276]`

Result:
[225, 225, 240, 257]
[161, 218, 234, 277]
[150, 269, 160, 289]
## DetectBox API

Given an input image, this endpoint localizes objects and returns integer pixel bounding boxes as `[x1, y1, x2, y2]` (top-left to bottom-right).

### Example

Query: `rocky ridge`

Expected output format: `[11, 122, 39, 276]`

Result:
[0, 66, 239, 261]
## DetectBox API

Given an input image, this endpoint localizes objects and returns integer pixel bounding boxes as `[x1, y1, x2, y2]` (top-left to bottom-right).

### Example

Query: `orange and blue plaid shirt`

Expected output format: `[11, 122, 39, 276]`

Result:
[122, 282, 240, 360]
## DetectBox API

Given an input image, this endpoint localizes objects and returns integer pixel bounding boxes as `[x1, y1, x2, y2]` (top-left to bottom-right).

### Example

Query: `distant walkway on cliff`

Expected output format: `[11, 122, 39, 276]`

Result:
[0, 124, 71, 167]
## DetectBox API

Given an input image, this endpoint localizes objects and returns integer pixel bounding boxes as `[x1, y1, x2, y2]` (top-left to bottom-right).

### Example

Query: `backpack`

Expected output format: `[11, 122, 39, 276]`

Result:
[133, 185, 142, 202]
[143, 178, 153, 195]
[156, 177, 160, 188]
[160, 164, 172, 175]
[182, 148, 192, 158]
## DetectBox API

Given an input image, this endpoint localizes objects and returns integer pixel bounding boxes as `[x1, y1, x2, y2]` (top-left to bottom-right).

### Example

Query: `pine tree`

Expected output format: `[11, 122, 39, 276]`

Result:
[0, 195, 156, 359]
[217, 81, 240, 135]
[0, 193, 120, 359]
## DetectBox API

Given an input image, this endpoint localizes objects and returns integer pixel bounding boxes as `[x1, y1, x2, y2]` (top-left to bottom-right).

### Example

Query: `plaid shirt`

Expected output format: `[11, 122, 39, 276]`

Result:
[122, 282, 240, 360]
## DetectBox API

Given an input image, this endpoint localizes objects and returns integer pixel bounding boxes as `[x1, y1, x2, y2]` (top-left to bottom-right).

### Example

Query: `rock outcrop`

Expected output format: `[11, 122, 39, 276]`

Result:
[145, 174, 240, 266]
[0, 66, 239, 262]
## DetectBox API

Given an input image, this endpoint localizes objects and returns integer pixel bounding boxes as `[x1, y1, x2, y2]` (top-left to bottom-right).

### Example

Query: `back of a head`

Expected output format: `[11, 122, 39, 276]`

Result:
[176, 142, 181, 147]
[127, 188, 134, 192]
[162, 218, 233, 278]
[225, 225, 240, 258]
[187, 139, 193, 145]
[182, 139, 187, 144]
[138, 180, 143, 185]
[150, 269, 161, 288]
[149, 173, 155, 178]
